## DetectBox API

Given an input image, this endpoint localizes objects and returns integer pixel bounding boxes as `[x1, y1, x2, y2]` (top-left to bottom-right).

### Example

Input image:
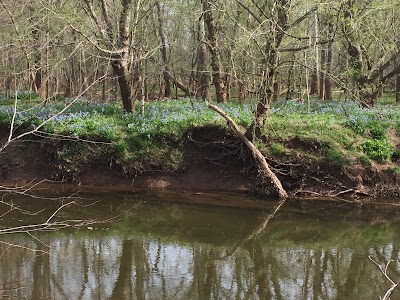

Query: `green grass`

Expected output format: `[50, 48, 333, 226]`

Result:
[1, 94, 400, 176]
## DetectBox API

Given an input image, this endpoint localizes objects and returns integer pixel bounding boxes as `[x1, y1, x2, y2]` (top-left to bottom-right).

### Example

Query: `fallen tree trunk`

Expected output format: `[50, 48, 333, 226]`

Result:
[163, 71, 195, 97]
[207, 102, 288, 199]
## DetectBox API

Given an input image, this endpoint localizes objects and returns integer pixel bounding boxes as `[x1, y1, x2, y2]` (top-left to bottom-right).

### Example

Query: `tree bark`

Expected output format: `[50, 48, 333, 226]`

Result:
[112, 59, 135, 113]
[208, 103, 287, 199]
[319, 45, 326, 100]
[246, 0, 289, 138]
[196, 16, 211, 101]
[319, 18, 333, 101]
[310, 10, 319, 95]
[163, 71, 193, 96]
[324, 31, 333, 101]
[102, 76, 107, 102]
[156, 1, 171, 98]
[202, 0, 227, 103]
[396, 73, 400, 103]
[82, 0, 137, 112]
[286, 55, 295, 100]
[341, 1, 400, 106]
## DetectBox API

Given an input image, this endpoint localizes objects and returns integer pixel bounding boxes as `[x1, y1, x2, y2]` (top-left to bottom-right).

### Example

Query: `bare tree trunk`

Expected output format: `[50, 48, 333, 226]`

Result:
[112, 59, 135, 112]
[81, 0, 138, 111]
[340, 1, 400, 106]
[324, 30, 333, 101]
[157, 74, 164, 100]
[246, 0, 289, 138]
[80, 49, 89, 95]
[320, 19, 333, 101]
[155, 1, 171, 98]
[238, 80, 246, 104]
[163, 71, 193, 96]
[113, 76, 118, 102]
[310, 10, 319, 95]
[53, 75, 60, 97]
[33, 67, 47, 100]
[28, 4, 47, 101]
[286, 55, 295, 100]
[196, 16, 211, 101]
[319, 45, 326, 100]
[202, 0, 227, 103]
[396, 73, 400, 103]
[102, 77, 107, 102]
[272, 81, 279, 102]
[226, 74, 231, 100]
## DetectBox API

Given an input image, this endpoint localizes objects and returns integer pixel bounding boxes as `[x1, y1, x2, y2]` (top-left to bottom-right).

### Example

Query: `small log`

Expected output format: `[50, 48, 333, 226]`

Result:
[207, 102, 288, 199]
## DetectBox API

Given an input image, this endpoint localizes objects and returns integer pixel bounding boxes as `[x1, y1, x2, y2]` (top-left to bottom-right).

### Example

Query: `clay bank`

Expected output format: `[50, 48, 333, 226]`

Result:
[1, 99, 400, 200]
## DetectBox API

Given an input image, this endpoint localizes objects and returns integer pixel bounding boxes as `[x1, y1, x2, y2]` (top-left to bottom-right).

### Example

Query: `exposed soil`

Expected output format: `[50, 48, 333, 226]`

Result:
[1, 126, 400, 200]
[0, 126, 253, 193]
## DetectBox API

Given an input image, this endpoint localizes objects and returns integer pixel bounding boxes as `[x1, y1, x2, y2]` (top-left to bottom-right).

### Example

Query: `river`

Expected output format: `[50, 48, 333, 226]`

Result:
[0, 186, 399, 299]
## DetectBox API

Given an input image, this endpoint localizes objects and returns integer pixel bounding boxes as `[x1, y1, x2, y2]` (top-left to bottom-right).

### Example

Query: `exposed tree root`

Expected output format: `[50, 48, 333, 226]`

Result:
[207, 102, 287, 199]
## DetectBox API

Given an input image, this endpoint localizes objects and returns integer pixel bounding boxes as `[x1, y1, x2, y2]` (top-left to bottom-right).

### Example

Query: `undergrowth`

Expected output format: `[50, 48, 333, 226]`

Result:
[0, 93, 399, 178]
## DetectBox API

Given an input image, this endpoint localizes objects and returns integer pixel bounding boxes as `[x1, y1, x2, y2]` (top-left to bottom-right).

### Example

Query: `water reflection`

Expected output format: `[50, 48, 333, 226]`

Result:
[0, 189, 399, 299]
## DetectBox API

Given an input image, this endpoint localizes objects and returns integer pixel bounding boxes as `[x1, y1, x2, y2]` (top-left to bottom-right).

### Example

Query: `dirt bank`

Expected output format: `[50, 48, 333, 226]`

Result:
[1, 126, 400, 200]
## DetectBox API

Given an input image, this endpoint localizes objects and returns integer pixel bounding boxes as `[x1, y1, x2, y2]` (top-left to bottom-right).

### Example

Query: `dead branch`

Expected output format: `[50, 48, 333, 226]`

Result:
[369, 256, 400, 300]
[207, 102, 287, 199]
[0, 74, 107, 154]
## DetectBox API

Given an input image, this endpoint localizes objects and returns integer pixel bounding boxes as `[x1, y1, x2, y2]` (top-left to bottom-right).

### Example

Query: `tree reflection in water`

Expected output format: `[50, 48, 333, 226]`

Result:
[0, 196, 399, 299]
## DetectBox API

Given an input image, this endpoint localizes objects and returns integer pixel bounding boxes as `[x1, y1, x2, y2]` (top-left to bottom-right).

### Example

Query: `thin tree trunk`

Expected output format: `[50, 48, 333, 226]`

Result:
[196, 16, 211, 101]
[324, 37, 333, 101]
[156, 1, 171, 98]
[157, 74, 164, 100]
[310, 10, 319, 95]
[246, 0, 289, 139]
[238, 80, 246, 104]
[226, 74, 231, 100]
[102, 77, 107, 102]
[319, 45, 326, 100]
[286, 56, 295, 100]
[202, 0, 226, 103]
[272, 81, 279, 102]
[396, 73, 400, 103]
[33, 68, 47, 100]
[113, 76, 118, 102]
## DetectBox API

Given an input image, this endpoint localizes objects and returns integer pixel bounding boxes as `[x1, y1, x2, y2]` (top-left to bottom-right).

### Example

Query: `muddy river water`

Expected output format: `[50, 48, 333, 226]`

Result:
[0, 186, 399, 299]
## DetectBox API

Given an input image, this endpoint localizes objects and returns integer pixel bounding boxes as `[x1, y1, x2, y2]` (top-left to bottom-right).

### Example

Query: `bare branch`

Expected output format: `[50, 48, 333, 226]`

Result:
[369, 255, 400, 300]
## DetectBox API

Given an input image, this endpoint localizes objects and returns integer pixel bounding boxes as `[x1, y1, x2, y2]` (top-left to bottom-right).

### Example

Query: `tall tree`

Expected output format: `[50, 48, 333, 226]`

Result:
[319, 16, 333, 101]
[202, 0, 227, 103]
[80, 0, 153, 112]
[242, 0, 290, 138]
[310, 9, 319, 96]
[155, 1, 171, 98]
[340, 0, 400, 106]
[196, 15, 211, 101]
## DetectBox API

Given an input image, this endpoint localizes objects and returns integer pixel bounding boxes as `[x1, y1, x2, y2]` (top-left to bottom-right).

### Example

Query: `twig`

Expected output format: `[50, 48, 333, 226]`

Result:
[369, 255, 400, 300]
[46, 201, 75, 224]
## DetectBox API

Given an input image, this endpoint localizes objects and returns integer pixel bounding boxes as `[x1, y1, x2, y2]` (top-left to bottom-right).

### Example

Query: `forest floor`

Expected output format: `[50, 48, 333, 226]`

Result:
[1, 124, 400, 201]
